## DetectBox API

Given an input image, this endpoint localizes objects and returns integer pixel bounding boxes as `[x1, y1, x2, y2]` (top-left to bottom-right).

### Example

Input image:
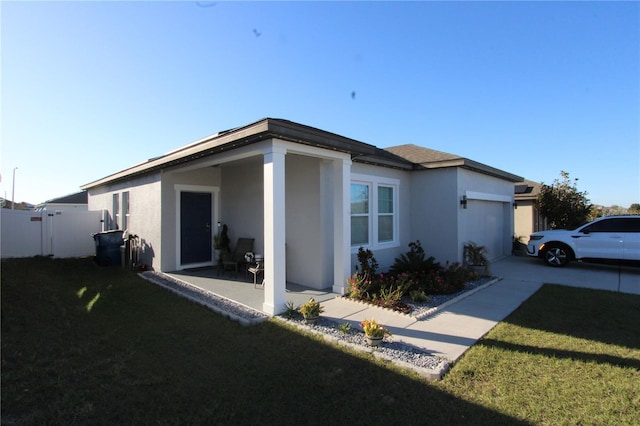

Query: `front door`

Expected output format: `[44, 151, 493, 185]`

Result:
[180, 191, 212, 265]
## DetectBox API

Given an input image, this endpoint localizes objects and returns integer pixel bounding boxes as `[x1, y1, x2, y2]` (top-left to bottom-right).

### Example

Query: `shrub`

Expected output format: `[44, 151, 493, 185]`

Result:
[440, 262, 471, 293]
[346, 273, 369, 299]
[390, 241, 439, 276]
[346, 272, 383, 301]
[284, 301, 299, 319]
[355, 247, 379, 279]
[422, 262, 471, 295]
[409, 289, 429, 302]
[378, 285, 405, 308]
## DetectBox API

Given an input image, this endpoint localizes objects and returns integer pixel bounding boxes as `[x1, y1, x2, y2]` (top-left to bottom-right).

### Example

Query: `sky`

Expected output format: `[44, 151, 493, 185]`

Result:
[1, 1, 639, 207]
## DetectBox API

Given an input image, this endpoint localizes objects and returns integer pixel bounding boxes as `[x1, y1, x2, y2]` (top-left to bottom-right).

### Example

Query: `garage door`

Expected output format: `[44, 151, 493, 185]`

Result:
[464, 200, 507, 261]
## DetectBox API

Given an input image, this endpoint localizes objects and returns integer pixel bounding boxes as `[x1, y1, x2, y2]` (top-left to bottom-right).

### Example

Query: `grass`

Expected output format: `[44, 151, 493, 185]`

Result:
[2, 257, 639, 425]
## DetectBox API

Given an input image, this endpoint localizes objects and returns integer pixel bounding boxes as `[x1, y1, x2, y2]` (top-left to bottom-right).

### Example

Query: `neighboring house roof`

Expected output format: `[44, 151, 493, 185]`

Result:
[43, 191, 88, 205]
[514, 179, 543, 201]
[35, 191, 88, 211]
[385, 144, 523, 182]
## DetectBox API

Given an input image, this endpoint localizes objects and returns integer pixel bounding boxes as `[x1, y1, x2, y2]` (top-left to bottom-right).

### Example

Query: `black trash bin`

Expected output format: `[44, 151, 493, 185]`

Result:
[93, 230, 125, 266]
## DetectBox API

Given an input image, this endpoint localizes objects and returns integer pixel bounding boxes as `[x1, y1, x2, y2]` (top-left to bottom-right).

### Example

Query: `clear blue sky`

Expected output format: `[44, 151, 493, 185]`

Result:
[2, 1, 639, 207]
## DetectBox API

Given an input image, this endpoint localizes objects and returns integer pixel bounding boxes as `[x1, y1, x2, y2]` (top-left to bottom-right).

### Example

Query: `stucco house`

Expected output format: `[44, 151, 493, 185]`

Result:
[514, 180, 548, 241]
[81, 118, 522, 315]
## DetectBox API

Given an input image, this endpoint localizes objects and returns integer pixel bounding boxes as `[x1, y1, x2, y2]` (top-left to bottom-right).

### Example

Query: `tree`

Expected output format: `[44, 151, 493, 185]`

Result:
[629, 203, 640, 214]
[536, 171, 592, 229]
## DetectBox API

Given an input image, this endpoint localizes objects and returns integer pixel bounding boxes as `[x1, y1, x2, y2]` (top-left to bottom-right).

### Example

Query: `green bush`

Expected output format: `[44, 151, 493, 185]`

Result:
[422, 262, 472, 295]
[355, 246, 379, 278]
[390, 241, 439, 276]
[349, 243, 476, 309]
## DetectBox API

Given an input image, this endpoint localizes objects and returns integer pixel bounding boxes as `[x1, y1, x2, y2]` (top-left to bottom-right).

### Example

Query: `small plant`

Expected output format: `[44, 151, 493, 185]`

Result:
[409, 289, 429, 302]
[463, 241, 488, 266]
[215, 224, 231, 253]
[299, 297, 324, 319]
[346, 273, 367, 299]
[284, 301, 298, 319]
[360, 317, 391, 338]
[378, 285, 404, 308]
[338, 322, 351, 334]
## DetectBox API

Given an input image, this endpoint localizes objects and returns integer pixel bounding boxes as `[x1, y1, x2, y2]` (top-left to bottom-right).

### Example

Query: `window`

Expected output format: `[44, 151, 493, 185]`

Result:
[350, 175, 399, 249]
[378, 186, 394, 242]
[122, 192, 130, 231]
[112, 194, 120, 230]
[351, 183, 369, 245]
[585, 217, 640, 233]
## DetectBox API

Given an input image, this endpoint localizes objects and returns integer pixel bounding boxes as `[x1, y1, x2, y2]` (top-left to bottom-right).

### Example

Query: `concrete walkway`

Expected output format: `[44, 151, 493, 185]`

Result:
[319, 256, 640, 363]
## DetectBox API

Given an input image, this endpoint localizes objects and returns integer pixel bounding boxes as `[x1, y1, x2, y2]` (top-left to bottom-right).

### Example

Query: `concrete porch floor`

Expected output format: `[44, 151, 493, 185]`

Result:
[167, 266, 337, 313]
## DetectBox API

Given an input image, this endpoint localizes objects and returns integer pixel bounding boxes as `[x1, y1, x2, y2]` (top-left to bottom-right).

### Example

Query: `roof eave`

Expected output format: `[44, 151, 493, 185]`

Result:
[418, 158, 523, 182]
[81, 118, 415, 190]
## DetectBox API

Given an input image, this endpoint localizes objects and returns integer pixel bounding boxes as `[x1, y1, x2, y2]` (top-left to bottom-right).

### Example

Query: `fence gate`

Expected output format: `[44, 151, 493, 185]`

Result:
[1, 209, 105, 258]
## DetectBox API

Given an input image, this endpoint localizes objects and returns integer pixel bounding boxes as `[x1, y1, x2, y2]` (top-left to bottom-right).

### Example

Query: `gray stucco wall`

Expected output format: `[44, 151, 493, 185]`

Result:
[87, 172, 162, 269]
[409, 168, 460, 264]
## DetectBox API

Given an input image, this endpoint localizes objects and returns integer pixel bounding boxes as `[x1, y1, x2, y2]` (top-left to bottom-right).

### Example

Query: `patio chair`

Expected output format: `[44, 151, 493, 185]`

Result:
[218, 237, 254, 278]
[248, 255, 264, 288]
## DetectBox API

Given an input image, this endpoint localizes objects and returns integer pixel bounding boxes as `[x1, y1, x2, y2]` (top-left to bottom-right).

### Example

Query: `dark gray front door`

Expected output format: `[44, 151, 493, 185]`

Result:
[180, 192, 212, 265]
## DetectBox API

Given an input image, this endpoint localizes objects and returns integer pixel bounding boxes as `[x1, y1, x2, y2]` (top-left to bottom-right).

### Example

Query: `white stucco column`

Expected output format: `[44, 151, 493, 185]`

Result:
[263, 145, 287, 315]
[332, 157, 352, 294]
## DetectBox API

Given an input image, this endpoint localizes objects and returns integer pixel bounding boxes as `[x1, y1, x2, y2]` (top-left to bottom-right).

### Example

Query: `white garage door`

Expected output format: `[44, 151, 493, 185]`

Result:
[465, 200, 507, 261]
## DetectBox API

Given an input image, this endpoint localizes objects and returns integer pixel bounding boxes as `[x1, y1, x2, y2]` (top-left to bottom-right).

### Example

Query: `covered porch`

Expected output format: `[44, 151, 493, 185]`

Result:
[166, 267, 337, 313]
[165, 135, 353, 315]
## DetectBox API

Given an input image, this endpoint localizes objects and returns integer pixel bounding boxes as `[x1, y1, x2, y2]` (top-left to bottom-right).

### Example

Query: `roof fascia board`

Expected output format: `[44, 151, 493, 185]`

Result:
[417, 158, 523, 182]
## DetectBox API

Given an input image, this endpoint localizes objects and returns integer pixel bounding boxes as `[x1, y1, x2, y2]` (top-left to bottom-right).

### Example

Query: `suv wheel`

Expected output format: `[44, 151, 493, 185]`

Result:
[543, 245, 570, 267]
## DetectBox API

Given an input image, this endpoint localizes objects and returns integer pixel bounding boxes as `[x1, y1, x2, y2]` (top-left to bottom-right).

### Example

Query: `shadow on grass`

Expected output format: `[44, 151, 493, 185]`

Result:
[500, 284, 640, 350]
[476, 338, 640, 370]
[1, 257, 530, 425]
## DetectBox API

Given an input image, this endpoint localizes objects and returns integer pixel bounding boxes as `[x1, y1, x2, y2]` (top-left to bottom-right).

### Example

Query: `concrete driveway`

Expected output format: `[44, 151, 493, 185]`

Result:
[492, 255, 640, 295]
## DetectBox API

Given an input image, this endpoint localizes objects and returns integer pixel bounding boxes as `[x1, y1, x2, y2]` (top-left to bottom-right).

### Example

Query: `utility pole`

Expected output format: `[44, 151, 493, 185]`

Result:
[12, 167, 18, 210]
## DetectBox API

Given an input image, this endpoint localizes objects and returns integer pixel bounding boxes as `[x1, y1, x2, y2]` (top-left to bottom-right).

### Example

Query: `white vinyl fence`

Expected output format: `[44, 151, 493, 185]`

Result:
[1, 209, 105, 258]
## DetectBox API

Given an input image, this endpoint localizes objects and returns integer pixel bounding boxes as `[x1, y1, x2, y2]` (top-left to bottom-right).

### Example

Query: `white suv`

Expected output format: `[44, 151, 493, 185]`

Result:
[527, 216, 640, 267]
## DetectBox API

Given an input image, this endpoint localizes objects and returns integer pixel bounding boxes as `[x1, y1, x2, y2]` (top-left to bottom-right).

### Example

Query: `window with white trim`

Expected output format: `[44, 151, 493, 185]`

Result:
[112, 193, 120, 230]
[350, 183, 369, 245]
[377, 186, 394, 242]
[350, 175, 399, 249]
[122, 191, 130, 231]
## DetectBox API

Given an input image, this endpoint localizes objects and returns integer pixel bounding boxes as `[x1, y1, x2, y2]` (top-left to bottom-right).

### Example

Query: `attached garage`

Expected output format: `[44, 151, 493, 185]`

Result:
[462, 197, 511, 261]
[386, 144, 521, 265]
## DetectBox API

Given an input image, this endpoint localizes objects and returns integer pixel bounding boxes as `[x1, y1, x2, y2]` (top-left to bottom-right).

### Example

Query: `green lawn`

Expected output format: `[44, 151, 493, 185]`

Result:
[2, 257, 639, 425]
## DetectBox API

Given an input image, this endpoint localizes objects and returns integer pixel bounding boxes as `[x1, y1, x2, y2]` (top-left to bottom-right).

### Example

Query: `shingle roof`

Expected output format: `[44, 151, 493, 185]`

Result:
[384, 144, 461, 164]
[385, 144, 522, 182]
[81, 119, 523, 189]
[44, 191, 88, 204]
[82, 118, 415, 189]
